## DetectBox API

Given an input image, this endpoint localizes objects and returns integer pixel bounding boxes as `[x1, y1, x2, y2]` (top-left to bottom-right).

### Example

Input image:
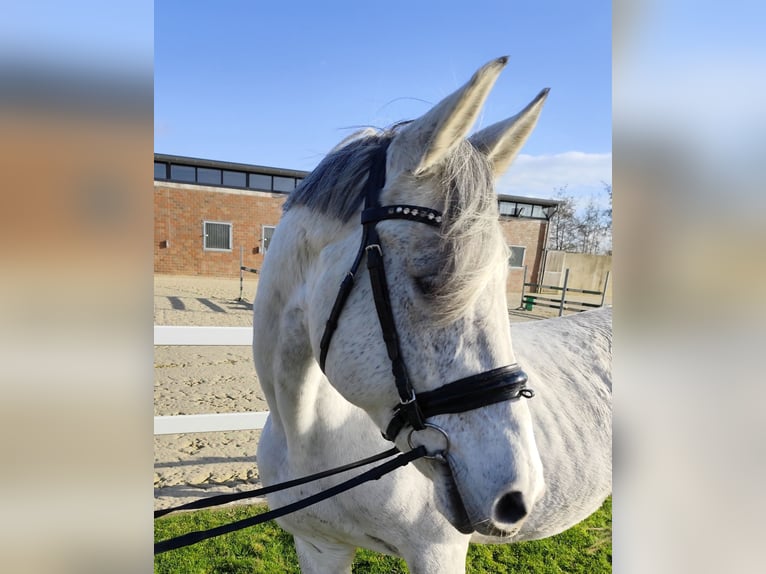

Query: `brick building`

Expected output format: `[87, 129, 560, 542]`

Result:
[154, 154, 558, 296]
[497, 194, 559, 295]
[154, 154, 308, 276]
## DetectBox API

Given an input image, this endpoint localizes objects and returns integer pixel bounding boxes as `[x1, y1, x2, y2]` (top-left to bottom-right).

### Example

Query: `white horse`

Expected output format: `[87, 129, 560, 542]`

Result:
[253, 57, 611, 573]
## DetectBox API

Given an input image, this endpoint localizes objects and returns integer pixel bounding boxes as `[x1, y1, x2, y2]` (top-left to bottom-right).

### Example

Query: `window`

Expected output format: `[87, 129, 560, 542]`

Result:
[498, 201, 516, 216]
[273, 176, 295, 192]
[223, 170, 247, 188]
[499, 200, 550, 218]
[508, 245, 526, 268]
[515, 203, 532, 217]
[249, 173, 272, 190]
[197, 167, 222, 185]
[170, 164, 196, 182]
[154, 162, 168, 180]
[262, 225, 276, 254]
[203, 221, 232, 251]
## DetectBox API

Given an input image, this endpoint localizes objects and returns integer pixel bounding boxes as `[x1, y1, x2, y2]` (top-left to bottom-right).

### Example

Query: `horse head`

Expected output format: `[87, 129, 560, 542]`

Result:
[288, 57, 549, 538]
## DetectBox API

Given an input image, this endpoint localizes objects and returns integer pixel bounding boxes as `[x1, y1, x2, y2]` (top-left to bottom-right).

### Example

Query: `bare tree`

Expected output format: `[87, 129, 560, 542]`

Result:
[576, 196, 607, 254]
[547, 183, 612, 255]
[602, 181, 612, 226]
[601, 182, 612, 255]
[547, 186, 579, 251]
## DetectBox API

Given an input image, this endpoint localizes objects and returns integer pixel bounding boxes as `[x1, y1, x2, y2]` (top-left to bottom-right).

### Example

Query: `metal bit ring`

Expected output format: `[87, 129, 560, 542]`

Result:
[407, 423, 450, 460]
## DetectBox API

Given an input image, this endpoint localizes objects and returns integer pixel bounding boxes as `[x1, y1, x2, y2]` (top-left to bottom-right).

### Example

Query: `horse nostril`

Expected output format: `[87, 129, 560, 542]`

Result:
[493, 490, 528, 524]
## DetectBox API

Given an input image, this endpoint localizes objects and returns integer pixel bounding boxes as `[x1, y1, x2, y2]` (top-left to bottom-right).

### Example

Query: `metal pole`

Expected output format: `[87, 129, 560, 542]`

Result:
[238, 246, 244, 302]
[559, 268, 569, 317]
[600, 270, 610, 307]
[538, 247, 548, 295]
[520, 265, 528, 309]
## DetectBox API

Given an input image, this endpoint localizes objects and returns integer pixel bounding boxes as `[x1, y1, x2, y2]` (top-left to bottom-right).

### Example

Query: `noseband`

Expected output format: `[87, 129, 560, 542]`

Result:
[319, 139, 534, 452]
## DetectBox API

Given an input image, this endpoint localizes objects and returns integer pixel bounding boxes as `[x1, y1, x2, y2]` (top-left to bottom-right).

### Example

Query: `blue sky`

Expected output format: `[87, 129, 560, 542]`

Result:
[155, 1, 611, 205]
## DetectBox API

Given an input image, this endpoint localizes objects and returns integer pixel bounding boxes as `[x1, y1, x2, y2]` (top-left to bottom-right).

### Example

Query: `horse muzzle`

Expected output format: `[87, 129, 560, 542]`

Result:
[447, 456, 537, 537]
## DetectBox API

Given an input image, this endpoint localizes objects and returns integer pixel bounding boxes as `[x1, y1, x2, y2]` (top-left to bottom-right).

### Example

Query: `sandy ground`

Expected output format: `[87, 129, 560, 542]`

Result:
[154, 274, 265, 510]
[153, 274, 559, 511]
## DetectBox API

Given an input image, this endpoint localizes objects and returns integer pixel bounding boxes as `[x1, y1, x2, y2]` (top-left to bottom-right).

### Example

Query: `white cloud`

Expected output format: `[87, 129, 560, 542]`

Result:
[497, 151, 612, 202]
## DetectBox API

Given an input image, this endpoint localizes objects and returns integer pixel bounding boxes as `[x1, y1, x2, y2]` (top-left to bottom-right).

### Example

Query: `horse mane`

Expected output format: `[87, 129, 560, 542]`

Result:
[283, 128, 396, 222]
[285, 127, 506, 322]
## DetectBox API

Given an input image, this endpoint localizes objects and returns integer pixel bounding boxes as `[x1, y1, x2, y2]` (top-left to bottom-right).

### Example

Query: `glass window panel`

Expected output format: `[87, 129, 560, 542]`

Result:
[273, 176, 295, 192]
[249, 173, 272, 190]
[223, 170, 247, 188]
[531, 204, 546, 218]
[262, 225, 276, 254]
[508, 246, 526, 268]
[170, 164, 196, 182]
[204, 222, 231, 250]
[498, 201, 516, 215]
[197, 167, 222, 185]
[515, 203, 531, 217]
[154, 162, 167, 180]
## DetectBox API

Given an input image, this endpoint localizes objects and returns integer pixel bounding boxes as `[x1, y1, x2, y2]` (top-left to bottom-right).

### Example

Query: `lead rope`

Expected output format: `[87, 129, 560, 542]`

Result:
[155, 446, 427, 554]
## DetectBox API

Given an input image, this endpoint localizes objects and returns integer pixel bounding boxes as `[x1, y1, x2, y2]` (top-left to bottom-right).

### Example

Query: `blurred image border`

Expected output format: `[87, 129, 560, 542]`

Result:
[1, 2, 764, 572]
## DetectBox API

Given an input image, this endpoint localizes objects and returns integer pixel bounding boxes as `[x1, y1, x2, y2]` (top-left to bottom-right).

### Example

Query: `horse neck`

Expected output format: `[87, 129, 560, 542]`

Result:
[254, 208, 363, 455]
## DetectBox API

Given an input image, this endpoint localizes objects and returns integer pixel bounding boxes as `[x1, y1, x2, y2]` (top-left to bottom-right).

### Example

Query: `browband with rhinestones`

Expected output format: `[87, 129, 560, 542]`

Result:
[361, 205, 443, 227]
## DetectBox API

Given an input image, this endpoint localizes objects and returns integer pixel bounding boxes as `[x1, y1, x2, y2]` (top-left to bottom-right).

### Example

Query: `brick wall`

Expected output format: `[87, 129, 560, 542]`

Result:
[499, 217, 549, 296]
[154, 182, 287, 277]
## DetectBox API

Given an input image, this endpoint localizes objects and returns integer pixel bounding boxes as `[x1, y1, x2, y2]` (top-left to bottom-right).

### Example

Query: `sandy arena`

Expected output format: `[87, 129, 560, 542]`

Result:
[154, 274, 265, 511]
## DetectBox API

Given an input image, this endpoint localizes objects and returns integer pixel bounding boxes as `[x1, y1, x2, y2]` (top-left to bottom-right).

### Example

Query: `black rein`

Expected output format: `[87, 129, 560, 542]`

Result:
[155, 446, 426, 554]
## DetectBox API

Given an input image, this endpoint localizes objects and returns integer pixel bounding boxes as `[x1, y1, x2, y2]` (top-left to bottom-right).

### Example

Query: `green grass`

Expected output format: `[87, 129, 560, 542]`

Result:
[155, 497, 611, 573]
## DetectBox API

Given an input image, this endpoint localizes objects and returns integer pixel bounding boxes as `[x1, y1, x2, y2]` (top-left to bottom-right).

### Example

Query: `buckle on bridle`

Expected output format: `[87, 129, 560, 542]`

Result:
[365, 243, 383, 256]
[401, 388, 417, 406]
[399, 389, 426, 431]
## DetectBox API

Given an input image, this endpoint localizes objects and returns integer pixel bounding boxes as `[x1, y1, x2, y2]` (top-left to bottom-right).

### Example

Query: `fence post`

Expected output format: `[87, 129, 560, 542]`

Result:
[238, 246, 244, 302]
[559, 268, 570, 317]
[600, 270, 610, 307]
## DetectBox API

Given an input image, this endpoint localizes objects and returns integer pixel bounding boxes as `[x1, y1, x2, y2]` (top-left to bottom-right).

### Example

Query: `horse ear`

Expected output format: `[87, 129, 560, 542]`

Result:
[393, 57, 509, 175]
[469, 88, 550, 177]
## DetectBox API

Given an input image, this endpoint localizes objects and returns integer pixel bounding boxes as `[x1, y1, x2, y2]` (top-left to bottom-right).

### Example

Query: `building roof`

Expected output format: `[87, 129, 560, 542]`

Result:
[497, 193, 560, 207]
[154, 153, 309, 179]
[154, 154, 560, 210]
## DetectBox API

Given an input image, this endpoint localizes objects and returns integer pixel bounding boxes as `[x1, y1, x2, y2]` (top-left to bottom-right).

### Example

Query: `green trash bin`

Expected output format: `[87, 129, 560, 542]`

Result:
[523, 295, 535, 311]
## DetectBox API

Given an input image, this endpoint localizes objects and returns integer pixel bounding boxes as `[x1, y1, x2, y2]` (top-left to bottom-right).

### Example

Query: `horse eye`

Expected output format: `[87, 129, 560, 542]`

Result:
[414, 275, 439, 296]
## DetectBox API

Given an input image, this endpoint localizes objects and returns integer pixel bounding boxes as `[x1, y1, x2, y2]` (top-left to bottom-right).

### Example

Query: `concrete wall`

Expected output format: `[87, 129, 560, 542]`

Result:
[542, 250, 613, 301]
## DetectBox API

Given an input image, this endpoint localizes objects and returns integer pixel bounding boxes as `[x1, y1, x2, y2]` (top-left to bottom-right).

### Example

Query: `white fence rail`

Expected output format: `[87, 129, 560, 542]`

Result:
[154, 325, 268, 435]
[154, 325, 253, 346]
[154, 412, 269, 435]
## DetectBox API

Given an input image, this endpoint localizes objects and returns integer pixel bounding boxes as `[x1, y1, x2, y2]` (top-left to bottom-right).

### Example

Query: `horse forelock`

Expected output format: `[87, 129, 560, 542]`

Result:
[429, 140, 506, 322]
[285, 130, 506, 323]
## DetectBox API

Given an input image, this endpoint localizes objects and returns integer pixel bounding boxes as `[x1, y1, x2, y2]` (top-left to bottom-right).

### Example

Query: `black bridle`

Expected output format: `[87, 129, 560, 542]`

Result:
[319, 139, 534, 451]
